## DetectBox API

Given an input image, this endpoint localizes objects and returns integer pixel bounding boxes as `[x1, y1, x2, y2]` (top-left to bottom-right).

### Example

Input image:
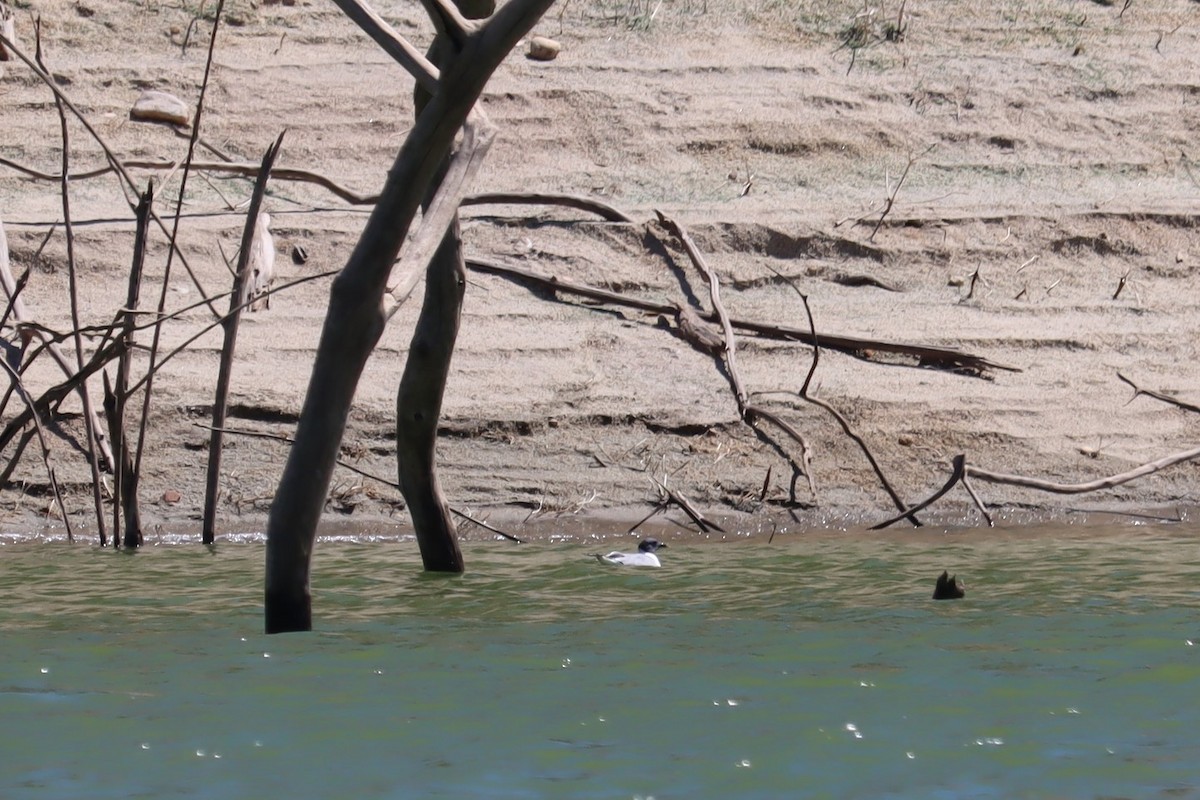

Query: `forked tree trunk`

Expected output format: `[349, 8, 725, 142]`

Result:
[395, 0, 495, 573]
[265, 0, 554, 633]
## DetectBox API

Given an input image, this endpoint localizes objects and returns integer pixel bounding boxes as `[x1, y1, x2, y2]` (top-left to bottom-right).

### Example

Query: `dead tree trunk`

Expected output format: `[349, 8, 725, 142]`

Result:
[108, 184, 154, 548]
[264, 0, 554, 633]
[395, 0, 495, 573]
[396, 220, 467, 571]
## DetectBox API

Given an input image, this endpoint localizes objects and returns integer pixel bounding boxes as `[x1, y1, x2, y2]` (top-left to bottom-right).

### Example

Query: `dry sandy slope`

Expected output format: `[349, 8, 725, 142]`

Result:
[2, 0, 1200, 539]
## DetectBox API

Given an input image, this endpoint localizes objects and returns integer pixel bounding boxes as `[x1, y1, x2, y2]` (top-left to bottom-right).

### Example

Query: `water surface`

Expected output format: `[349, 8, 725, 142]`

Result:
[2, 525, 1199, 798]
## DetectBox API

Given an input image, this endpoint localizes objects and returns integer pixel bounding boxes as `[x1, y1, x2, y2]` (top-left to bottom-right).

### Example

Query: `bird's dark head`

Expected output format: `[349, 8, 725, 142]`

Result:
[638, 538, 666, 553]
[933, 570, 965, 600]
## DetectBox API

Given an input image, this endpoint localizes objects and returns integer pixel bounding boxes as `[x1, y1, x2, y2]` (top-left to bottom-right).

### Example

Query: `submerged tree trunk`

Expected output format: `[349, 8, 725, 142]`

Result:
[394, 0, 495, 573]
[264, 0, 553, 633]
[396, 220, 466, 571]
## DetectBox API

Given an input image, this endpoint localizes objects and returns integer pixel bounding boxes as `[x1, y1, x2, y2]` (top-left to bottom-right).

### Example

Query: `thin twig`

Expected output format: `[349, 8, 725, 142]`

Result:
[38, 18, 109, 545]
[197, 421, 525, 542]
[0, 354, 73, 540]
[1117, 372, 1200, 414]
[134, 0, 229, 510]
[793, 291, 920, 526]
[202, 132, 285, 544]
[869, 145, 935, 241]
[1113, 268, 1132, 300]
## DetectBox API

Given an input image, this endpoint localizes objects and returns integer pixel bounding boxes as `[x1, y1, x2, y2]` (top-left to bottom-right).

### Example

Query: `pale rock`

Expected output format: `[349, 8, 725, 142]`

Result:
[527, 36, 560, 62]
[129, 90, 191, 127]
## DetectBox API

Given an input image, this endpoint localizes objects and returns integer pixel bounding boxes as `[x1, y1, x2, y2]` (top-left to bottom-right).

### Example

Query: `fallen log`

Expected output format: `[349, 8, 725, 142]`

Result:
[465, 257, 1018, 377]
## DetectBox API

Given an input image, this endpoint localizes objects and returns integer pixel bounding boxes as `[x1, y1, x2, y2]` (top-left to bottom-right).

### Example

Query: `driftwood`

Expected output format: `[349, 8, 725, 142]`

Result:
[653, 211, 819, 507]
[655, 212, 918, 524]
[871, 455, 971, 529]
[873, 446, 1200, 529]
[465, 257, 1016, 376]
[965, 447, 1200, 495]
[265, 0, 556, 633]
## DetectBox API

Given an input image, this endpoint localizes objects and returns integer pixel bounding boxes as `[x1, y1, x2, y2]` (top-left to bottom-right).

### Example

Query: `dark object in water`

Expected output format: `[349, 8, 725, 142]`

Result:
[933, 571, 965, 600]
[291, 243, 309, 265]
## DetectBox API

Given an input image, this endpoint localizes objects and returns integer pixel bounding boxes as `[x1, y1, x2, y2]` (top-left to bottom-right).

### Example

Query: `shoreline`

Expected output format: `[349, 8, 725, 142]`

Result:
[3, 501, 1195, 547]
[3, 2, 1200, 538]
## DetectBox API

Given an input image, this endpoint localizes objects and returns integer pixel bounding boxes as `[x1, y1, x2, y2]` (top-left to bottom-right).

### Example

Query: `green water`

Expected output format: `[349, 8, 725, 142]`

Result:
[2, 525, 1199, 798]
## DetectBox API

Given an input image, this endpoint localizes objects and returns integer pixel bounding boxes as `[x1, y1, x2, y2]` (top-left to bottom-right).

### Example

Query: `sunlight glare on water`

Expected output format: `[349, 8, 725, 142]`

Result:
[2, 524, 1199, 798]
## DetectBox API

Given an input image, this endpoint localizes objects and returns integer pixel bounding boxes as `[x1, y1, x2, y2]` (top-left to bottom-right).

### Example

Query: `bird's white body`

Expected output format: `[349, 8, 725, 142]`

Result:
[594, 538, 666, 568]
[247, 211, 275, 311]
[0, 1, 16, 63]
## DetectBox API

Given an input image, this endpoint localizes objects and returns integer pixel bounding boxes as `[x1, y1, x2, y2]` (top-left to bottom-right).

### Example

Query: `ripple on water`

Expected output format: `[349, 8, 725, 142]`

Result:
[1, 525, 1199, 798]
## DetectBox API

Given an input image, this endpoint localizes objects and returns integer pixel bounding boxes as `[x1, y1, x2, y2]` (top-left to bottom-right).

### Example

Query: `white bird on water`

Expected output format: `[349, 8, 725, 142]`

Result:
[594, 538, 667, 568]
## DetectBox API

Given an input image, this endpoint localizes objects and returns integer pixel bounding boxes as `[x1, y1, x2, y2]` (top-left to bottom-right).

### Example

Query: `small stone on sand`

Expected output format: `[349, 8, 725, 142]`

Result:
[527, 36, 560, 61]
[130, 90, 190, 127]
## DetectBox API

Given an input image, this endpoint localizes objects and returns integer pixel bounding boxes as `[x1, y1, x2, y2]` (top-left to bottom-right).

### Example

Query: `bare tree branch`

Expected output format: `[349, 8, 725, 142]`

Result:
[202, 133, 285, 544]
[1117, 371, 1200, 415]
[466, 257, 1016, 376]
[329, 0, 439, 92]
